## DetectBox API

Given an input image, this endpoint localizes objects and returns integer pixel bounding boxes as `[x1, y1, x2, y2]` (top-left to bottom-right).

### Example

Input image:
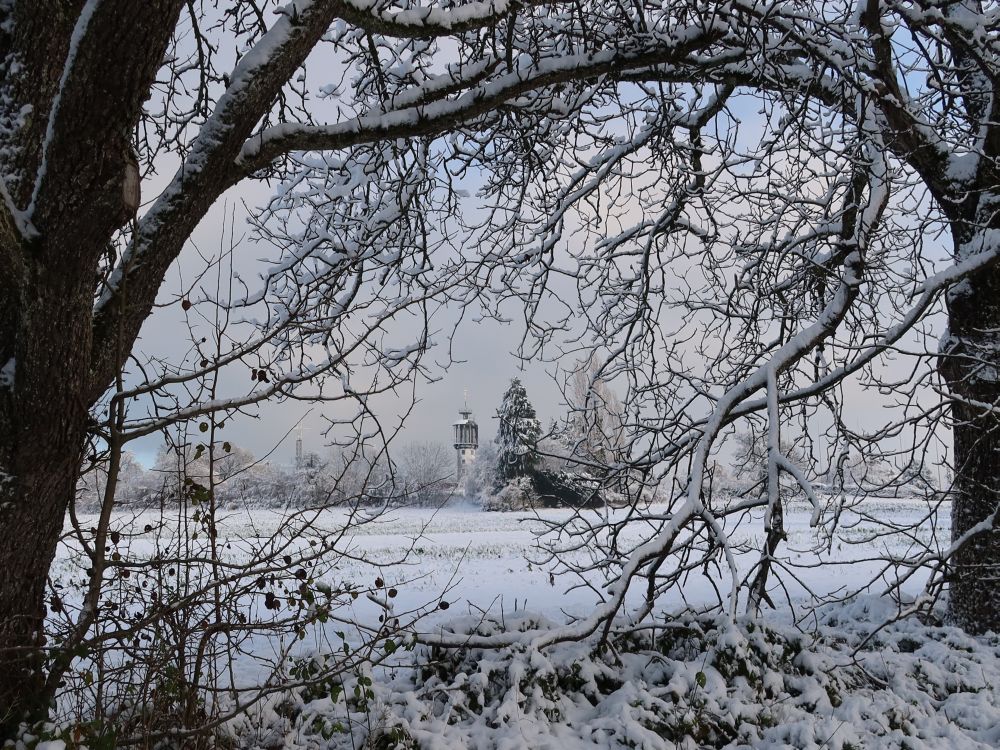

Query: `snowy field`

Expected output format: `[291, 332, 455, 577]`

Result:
[63, 495, 952, 635]
[55, 498, 1000, 750]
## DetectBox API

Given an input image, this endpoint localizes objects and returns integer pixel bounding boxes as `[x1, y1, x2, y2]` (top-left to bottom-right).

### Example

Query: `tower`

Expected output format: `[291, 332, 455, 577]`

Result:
[453, 390, 478, 480]
[295, 426, 303, 469]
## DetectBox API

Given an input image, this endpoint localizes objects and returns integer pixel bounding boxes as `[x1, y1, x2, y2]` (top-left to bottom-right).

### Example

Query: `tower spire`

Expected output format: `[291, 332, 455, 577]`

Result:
[453, 392, 479, 484]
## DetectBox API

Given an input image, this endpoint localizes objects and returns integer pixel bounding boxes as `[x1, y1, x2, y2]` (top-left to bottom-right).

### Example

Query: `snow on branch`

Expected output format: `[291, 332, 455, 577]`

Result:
[237, 22, 727, 170]
[26, 0, 101, 221]
[0, 174, 36, 247]
[330, 0, 516, 37]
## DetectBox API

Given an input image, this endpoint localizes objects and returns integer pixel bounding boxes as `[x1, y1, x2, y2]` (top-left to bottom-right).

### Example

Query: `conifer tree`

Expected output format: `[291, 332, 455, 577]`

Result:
[494, 378, 542, 488]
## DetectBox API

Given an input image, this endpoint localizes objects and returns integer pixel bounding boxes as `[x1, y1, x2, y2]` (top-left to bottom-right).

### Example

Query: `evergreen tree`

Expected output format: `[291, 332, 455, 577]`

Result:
[494, 378, 542, 488]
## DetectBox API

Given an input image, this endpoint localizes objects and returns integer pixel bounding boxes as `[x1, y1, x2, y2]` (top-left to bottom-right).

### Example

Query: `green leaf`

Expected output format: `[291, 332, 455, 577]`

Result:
[695, 671, 707, 688]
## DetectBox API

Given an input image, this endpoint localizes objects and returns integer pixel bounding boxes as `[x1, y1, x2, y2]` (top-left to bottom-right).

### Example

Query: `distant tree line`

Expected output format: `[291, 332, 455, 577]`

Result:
[77, 443, 395, 511]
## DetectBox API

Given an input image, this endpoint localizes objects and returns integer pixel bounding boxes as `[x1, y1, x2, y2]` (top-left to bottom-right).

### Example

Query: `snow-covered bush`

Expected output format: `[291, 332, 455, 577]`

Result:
[481, 476, 535, 511]
[276, 598, 1000, 750]
[481, 470, 607, 511]
[531, 468, 604, 509]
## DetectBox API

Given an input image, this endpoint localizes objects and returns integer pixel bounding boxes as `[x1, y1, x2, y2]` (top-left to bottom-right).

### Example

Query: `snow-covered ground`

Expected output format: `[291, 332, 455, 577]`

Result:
[57, 497, 997, 750]
[64, 495, 951, 636]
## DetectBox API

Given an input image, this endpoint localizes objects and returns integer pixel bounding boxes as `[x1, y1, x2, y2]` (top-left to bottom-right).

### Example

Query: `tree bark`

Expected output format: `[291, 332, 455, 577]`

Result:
[0, 0, 185, 733]
[942, 225, 1000, 634]
[0, 448, 86, 733]
[0, 281, 92, 733]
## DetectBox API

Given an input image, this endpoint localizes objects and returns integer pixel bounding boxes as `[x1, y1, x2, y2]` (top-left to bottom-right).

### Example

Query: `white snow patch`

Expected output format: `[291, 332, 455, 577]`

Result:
[0, 356, 13, 388]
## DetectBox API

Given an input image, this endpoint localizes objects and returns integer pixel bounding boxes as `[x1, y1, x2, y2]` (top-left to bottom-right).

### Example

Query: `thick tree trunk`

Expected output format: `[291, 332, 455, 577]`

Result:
[0, 276, 92, 734]
[0, 0, 328, 734]
[942, 227, 1000, 634]
[0, 2, 185, 734]
[0, 452, 83, 732]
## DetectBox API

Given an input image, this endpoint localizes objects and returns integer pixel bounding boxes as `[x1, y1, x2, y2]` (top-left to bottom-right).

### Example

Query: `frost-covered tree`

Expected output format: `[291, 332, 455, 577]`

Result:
[463, 438, 497, 499]
[77, 450, 148, 509]
[396, 440, 453, 504]
[151, 442, 257, 488]
[494, 378, 542, 487]
[561, 355, 624, 468]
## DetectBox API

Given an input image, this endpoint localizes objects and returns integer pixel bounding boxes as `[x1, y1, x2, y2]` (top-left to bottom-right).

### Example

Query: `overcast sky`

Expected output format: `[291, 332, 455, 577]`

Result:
[127, 181, 939, 471]
[126, 181, 571, 467]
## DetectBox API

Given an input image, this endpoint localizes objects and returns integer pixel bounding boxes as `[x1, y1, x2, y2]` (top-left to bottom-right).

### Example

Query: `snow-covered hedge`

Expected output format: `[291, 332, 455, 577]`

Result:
[258, 596, 1000, 749]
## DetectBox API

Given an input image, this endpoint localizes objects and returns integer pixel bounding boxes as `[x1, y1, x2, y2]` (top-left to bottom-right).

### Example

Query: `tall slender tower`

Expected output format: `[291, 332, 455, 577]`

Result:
[295, 426, 303, 469]
[453, 390, 479, 480]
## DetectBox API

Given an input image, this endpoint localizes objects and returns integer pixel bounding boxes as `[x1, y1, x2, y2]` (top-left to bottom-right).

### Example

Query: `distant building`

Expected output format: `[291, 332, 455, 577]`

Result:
[453, 400, 479, 480]
[294, 427, 320, 470]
